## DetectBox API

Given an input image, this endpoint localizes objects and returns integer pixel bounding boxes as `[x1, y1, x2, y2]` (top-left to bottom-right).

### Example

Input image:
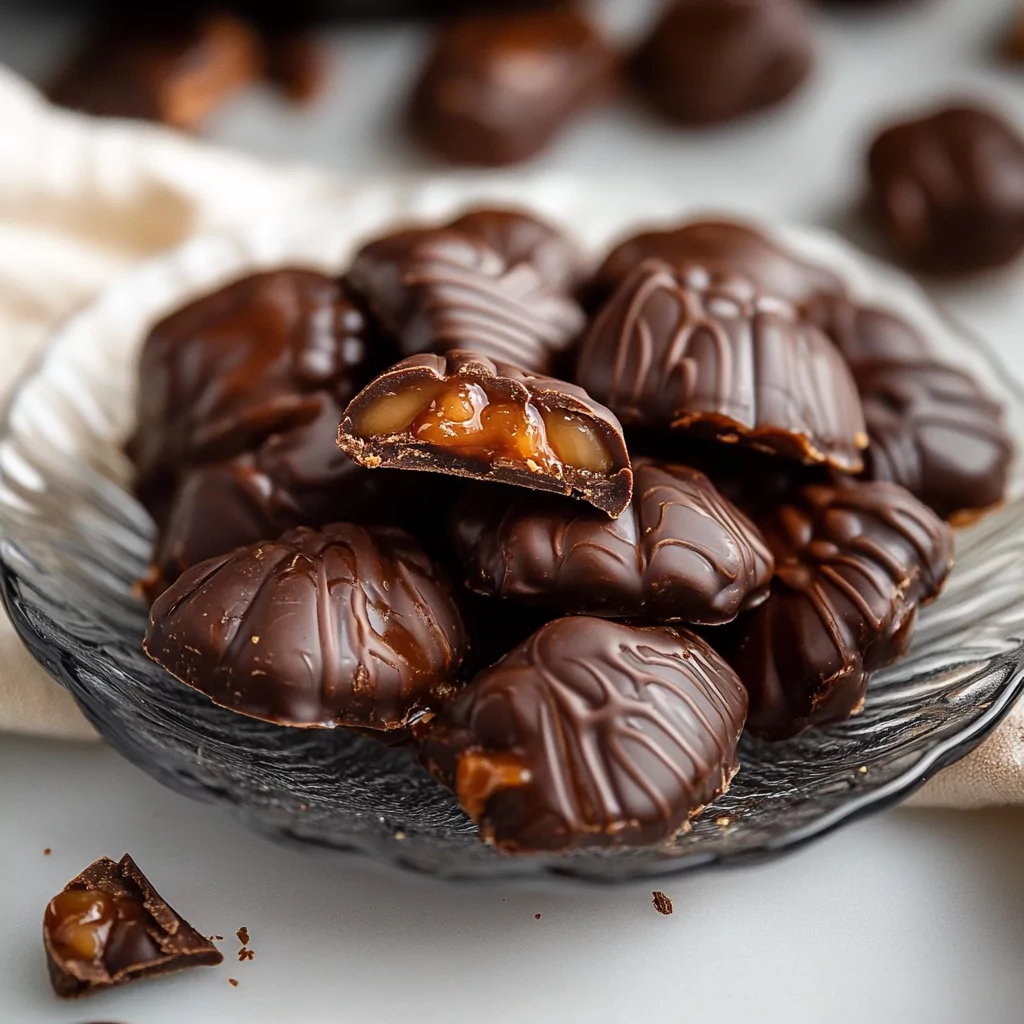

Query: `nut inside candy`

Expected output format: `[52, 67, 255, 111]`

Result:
[353, 378, 612, 474]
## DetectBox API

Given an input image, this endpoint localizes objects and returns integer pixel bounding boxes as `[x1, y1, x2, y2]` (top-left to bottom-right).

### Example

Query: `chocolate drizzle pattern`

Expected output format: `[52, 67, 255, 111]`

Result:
[346, 229, 584, 373]
[575, 260, 867, 470]
[453, 460, 773, 624]
[144, 523, 468, 730]
[720, 479, 954, 737]
[417, 617, 748, 852]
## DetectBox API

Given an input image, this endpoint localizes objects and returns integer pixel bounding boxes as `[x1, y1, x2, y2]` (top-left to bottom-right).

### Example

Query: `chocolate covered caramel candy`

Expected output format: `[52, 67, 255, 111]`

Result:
[631, 0, 813, 126]
[409, 10, 615, 166]
[145, 523, 468, 730]
[867, 104, 1024, 274]
[346, 228, 584, 374]
[128, 269, 382, 520]
[338, 351, 633, 517]
[452, 459, 773, 623]
[44, 854, 221, 1000]
[576, 260, 867, 471]
[589, 218, 845, 308]
[719, 479, 954, 738]
[417, 617, 747, 852]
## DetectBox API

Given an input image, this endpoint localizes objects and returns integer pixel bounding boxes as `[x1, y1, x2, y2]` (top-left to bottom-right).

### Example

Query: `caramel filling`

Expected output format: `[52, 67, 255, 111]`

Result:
[456, 749, 532, 822]
[44, 889, 143, 965]
[354, 378, 613, 474]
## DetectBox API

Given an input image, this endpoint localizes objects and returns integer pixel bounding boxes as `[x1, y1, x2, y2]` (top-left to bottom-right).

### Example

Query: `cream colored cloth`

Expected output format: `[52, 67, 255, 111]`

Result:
[0, 68, 1020, 804]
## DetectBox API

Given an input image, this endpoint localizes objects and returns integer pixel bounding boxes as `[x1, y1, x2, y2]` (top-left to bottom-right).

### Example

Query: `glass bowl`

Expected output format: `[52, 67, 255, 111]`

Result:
[2, 177, 1023, 885]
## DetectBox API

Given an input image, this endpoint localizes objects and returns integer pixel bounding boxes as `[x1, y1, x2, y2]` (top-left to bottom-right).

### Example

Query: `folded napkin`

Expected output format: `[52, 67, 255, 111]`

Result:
[0, 68, 1018, 804]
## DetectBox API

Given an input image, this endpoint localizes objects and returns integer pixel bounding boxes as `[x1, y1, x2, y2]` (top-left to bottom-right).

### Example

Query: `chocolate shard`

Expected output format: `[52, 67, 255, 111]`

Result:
[589, 218, 845, 308]
[867, 104, 1024, 274]
[417, 617, 747, 852]
[409, 10, 615, 166]
[345, 228, 584, 374]
[144, 523, 468, 731]
[575, 260, 867, 471]
[128, 269, 385, 522]
[44, 854, 222, 1000]
[631, 0, 813, 126]
[808, 297, 1013, 520]
[452, 459, 773, 624]
[47, 12, 263, 130]
[716, 479, 954, 738]
[337, 350, 633, 517]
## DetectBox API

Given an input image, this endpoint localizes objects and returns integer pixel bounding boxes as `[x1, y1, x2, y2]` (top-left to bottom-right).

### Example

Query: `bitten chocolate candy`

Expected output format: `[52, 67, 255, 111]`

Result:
[417, 617, 747, 852]
[338, 350, 633, 517]
[48, 12, 262, 129]
[575, 260, 867, 471]
[346, 228, 584, 374]
[452, 459, 773, 624]
[128, 269, 381, 520]
[809, 297, 1013, 519]
[589, 219, 845, 308]
[719, 480, 954, 738]
[632, 0, 813, 126]
[409, 11, 615, 166]
[44, 854, 221, 999]
[867, 104, 1024, 274]
[145, 523, 468, 730]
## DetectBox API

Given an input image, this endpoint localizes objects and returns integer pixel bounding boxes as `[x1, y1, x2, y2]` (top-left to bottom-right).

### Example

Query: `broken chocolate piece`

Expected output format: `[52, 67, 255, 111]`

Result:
[452, 459, 773, 624]
[417, 617, 747, 852]
[338, 350, 633, 517]
[144, 523, 468, 730]
[575, 260, 867, 471]
[717, 479, 954, 738]
[44, 854, 221, 1000]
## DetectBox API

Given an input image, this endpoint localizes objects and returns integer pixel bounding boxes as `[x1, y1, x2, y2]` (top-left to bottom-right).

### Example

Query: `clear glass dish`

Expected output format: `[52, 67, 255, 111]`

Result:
[2, 177, 1023, 884]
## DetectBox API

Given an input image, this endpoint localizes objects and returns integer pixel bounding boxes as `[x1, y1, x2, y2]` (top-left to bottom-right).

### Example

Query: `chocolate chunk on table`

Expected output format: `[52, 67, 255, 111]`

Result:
[717, 479, 954, 738]
[588, 219, 845, 309]
[631, 0, 813, 126]
[44, 854, 221, 1000]
[128, 269, 385, 522]
[346, 227, 584, 374]
[417, 617, 747, 852]
[575, 260, 867, 471]
[452, 459, 773, 624]
[409, 10, 615, 165]
[145, 523, 468, 731]
[338, 350, 633, 517]
[867, 104, 1024, 274]
[48, 13, 263, 130]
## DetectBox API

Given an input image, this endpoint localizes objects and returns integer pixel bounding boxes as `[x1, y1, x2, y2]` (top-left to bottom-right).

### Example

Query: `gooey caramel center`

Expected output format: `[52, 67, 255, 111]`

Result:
[44, 888, 144, 965]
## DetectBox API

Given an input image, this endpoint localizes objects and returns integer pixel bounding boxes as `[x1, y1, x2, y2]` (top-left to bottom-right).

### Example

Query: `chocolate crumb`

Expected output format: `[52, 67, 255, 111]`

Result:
[236, 926, 249, 945]
[238, 948, 254, 962]
[652, 891, 674, 916]
[211, 935, 224, 941]
[229, 978, 239, 987]
[534, 913, 542, 920]
[43, 848, 52, 856]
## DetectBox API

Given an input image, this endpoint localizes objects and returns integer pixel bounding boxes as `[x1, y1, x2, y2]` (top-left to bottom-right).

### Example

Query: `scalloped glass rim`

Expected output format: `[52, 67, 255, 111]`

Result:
[1, 175, 1023, 887]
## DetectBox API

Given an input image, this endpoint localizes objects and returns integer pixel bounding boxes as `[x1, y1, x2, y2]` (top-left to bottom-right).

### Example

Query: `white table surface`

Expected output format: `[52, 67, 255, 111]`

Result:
[3, 1, 1024, 1021]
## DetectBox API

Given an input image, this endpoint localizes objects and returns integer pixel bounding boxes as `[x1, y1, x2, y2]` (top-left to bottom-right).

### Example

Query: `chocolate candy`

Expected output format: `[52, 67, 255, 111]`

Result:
[346, 227, 584, 374]
[417, 617, 747, 852]
[575, 260, 867, 471]
[810, 297, 1013, 519]
[145, 523, 468, 731]
[409, 11, 615, 166]
[447, 208, 587, 293]
[128, 269, 381, 521]
[719, 479, 954, 738]
[867, 104, 1024, 274]
[338, 350, 633, 517]
[589, 219, 845, 308]
[631, 0, 813, 126]
[452, 459, 773, 624]
[44, 854, 221, 999]
[48, 12, 262, 129]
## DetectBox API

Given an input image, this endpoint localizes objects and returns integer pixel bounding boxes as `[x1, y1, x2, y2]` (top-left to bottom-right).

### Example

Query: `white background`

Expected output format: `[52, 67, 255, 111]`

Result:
[3, 1, 1024, 1021]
